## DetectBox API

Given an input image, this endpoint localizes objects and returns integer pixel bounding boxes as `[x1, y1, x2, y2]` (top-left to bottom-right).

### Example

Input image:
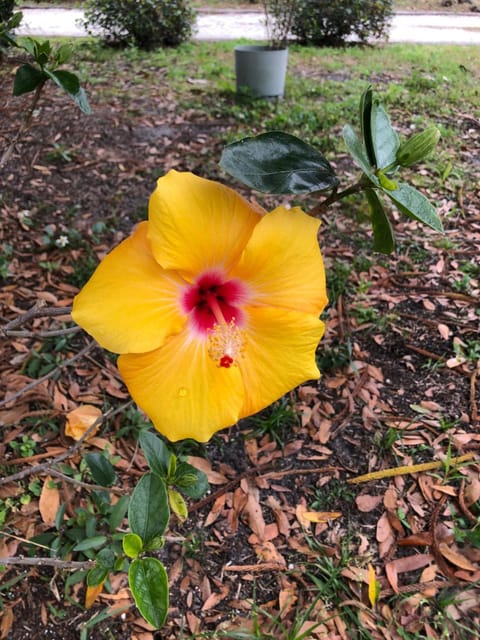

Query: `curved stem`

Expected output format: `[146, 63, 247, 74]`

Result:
[311, 176, 371, 215]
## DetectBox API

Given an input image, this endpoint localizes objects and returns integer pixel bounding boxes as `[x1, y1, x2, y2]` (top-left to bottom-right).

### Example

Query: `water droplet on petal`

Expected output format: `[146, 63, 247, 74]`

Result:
[177, 387, 188, 398]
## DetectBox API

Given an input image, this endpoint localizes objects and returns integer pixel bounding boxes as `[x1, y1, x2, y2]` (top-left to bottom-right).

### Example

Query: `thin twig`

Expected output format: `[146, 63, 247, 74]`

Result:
[0, 556, 94, 570]
[3, 326, 81, 339]
[0, 341, 95, 409]
[0, 400, 133, 486]
[1, 304, 73, 335]
[46, 468, 127, 495]
[347, 453, 475, 484]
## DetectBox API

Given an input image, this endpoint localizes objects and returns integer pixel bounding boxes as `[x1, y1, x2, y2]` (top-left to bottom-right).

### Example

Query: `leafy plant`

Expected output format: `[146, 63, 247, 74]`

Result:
[84, 0, 196, 50]
[221, 86, 443, 254]
[291, 0, 394, 47]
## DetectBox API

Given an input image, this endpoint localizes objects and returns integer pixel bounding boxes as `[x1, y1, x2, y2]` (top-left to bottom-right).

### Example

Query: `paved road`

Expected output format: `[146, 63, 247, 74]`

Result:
[15, 7, 480, 44]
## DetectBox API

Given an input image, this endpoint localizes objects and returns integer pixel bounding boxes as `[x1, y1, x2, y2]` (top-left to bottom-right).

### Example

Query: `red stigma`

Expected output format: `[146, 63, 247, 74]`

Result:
[219, 355, 234, 368]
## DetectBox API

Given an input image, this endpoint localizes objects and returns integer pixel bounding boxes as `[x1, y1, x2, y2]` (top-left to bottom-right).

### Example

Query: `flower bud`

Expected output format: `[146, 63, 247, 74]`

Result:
[396, 125, 441, 167]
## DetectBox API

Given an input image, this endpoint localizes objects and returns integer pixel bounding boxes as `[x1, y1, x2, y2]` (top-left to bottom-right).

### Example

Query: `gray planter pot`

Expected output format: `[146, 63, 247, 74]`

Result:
[234, 45, 288, 98]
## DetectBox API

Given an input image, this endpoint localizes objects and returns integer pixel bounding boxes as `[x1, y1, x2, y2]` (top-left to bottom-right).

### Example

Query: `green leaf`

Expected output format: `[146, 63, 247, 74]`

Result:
[370, 99, 399, 170]
[129, 557, 169, 629]
[123, 533, 143, 559]
[55, 44, 73, 66]
[45, 68, 80, 95]
[359, 86, 375, 166]
[21, 37, 38, 57]
[108, 494, 129, 531]
[73, 535, 107, 552]
[384, 182, 443, 233]
[139, 431, 172, 478]
[96, 547, 116, 570]
[342, 124, 377, 181]
[44, 69, 92, 115]
[128, 473, 169, 546]
[168, 488, 188, 522]
[365, 188, 395, 254]
[174, 461, 209, 499]
[87, 565, 109, 587]
[84, 452, 117, 487]
[13, 64, 45, 96]
[220, 131, 339, 195]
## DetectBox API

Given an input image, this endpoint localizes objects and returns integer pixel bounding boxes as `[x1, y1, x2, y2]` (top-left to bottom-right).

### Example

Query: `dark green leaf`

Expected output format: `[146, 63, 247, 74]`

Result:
[96, 547, 116, 569]
[55, 502, 67, 531]
[365, 188, 395, 254]
[128, 473, 169, 546]
[342, 125, 376, 181]
[129, 557, 169, 629]
[13, 64, 45, 96]
[87, 565, 109, 587]
[384, 182, 443, 232]
[73, 535, 107, 552]
[371, 99, 399, 170]
[174, 461, 209, 499]
[45, 68, 80, 95]
[359, 86, 376, 166]
[44, 69, 92, 115]
[108, 494, 129, 531]
[85, 452, 117, 487]
[220, 131, 338, 195]
[20, 37, 38, 57]
[139, 431, 172, 478]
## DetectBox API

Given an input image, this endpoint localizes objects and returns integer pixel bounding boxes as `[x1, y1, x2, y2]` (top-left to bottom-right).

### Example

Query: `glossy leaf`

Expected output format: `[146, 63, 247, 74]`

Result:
[342, 125, 376, 180]
[220, 131, 338, 194]
[365, 188, 395, 254]
[139, 430, 172, 478]
[129, 557, 169, 629]
[128, 473, 169, 546]
[359, 87, 376, 166]
[45, 69, 92, 115]
[85, 452, 117, 487]
[174, 461, 209, 499]
[371, 99, 399, 170]
[13, 64, 45, 96]
[384, 182, 443, 232]
[123, 533, 143, 559]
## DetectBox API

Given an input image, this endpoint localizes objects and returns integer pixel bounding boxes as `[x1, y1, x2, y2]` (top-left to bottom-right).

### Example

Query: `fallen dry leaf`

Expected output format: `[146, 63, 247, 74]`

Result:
[439, 543, 478, 572]
[39, 476, 60, 527]
[65, 404, 102, 441]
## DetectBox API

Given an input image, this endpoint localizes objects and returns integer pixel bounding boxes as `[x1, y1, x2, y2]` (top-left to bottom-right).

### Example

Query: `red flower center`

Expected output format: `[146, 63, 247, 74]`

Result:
[181, 271, 247, 368]
[182, 271, 246, 334]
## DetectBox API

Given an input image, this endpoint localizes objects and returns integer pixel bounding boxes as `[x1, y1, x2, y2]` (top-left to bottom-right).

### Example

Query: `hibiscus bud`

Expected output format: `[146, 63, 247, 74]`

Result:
[396, 125, 441, 167]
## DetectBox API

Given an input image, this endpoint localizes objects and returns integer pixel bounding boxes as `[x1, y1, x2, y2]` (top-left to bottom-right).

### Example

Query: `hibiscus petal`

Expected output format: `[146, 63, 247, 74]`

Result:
[233, 205, 327, 315]
[238, 306, 324, 419]
[118, 332, 244, 442]
[148, 171, 262, 276]
[72, 222, 185, 354]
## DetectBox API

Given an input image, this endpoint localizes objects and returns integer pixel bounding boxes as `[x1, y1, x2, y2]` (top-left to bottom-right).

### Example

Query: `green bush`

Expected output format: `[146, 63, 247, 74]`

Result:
[291, 0, 393, 46]
[0, 0, 15, 22]
[84, 0, 196, 50]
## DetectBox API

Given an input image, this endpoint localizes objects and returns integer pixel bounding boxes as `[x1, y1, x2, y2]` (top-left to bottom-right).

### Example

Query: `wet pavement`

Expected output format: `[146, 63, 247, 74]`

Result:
[15, 7, 480, 44]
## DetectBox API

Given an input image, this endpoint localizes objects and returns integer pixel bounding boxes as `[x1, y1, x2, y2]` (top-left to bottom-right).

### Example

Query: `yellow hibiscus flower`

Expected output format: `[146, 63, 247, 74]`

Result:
[72, 170, 327, 442]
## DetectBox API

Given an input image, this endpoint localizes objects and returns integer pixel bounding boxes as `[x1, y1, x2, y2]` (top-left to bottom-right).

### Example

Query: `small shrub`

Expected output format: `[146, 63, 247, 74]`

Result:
[0, 0, 15, 22]
[84, 0, 196, 50]
[291, 0, 393, 47]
